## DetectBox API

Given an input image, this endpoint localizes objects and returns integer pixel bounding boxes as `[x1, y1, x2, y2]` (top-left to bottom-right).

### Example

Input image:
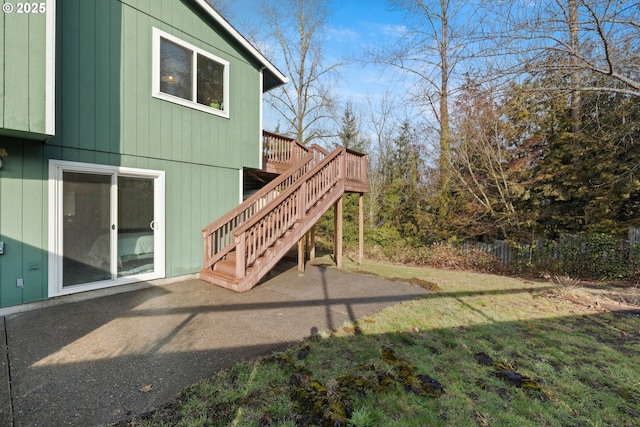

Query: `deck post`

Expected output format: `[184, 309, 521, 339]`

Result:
[235, 233, 246, 279]
[298, 237, 305, 276]
[299, 181, 307, 221]
[334, 197, 343, 268]
[359, 192, 364, 265]
[304, 230, 309, 259]
[309, 225, 316, 261]
[203, 233, 211, 270]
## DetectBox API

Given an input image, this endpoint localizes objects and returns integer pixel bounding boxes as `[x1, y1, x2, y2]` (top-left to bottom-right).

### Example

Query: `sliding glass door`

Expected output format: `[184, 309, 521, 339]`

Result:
[49, 161, 165, 296]
[62, 172, 112, 287]
[117, 176, 156, 278]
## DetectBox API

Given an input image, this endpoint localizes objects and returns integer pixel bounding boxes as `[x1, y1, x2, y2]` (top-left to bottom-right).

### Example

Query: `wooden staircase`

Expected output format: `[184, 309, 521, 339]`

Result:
[200, 133, 368, 292]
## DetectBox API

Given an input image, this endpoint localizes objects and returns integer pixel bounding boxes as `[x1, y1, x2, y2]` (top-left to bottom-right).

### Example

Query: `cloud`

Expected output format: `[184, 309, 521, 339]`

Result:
[357, 21, 407, 39]
[327, 26, 359, 43]
[379, 23, 407, 38]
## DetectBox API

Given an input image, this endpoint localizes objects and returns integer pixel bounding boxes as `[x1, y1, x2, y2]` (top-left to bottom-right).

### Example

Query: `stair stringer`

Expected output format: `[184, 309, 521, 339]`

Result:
[200, 143, 370, 292]
[200, 181, 346, 292]
[235, 181, 346, 292]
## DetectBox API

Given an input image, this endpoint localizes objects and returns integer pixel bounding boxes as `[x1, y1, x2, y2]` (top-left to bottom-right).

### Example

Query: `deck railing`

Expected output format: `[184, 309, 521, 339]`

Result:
[345, 148, 368, 182]
[202, 133, 367, 279]
[263, 131, 310, 171]
[202, 151, 321, 271]
[232, 147, 366, 278]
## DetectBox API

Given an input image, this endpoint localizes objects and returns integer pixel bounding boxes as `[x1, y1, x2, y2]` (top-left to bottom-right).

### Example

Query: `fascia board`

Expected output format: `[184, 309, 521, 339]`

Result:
[192, 0, 288, 88]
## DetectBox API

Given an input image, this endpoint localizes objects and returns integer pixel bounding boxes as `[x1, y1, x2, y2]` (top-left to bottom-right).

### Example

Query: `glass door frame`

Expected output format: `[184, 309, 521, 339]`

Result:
[48, 160, 166, 297]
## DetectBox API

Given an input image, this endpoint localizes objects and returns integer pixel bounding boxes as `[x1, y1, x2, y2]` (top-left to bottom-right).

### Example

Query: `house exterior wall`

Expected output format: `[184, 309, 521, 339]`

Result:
[0, 139, 48, 306]
[0, 0, 269, 308]
[0, 0, 55, 139]
[52, 0, 262, 169]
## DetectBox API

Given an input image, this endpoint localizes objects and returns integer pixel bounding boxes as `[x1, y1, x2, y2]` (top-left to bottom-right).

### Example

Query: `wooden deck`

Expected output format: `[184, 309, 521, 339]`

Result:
[200, 132, 369, 292]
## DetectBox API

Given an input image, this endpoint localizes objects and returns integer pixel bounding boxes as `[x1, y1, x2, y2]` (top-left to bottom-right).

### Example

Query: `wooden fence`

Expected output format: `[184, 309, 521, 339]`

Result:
[630, 227, 640, 244]
[462, 228, 640, 278]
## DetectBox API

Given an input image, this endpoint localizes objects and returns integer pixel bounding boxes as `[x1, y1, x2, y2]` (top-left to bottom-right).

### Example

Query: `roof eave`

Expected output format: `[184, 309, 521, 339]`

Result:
[193, 0, 288, 89]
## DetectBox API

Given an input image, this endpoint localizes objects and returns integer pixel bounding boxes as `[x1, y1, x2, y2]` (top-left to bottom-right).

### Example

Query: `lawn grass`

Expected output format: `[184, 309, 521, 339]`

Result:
[121, 257, 640, 426]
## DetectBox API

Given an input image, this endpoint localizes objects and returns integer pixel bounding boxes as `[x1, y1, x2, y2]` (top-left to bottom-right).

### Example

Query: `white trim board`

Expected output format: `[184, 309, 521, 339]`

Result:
[152, 27, 230, 118]
[48, 160, 166, 298]
[45, 0, 56, 135]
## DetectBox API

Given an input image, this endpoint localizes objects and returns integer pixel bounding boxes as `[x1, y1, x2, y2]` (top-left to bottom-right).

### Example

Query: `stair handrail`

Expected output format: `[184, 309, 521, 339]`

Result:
[233, 147, 346, 238]
[231, 147, 349, 278]
[202, 150, 320, 270]
[310, 143, 329, 162]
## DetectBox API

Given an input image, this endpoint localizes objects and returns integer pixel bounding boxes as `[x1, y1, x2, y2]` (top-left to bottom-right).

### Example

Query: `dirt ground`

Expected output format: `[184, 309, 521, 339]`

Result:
[546, 275, 640, 314]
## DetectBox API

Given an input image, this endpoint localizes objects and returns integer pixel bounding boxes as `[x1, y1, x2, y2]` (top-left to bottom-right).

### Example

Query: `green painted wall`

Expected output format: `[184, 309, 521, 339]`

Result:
[50, 0, 263, 169]
[0, 1, 52, 139]
[0, 0, 270, 307]
[0, 138, 48, 307]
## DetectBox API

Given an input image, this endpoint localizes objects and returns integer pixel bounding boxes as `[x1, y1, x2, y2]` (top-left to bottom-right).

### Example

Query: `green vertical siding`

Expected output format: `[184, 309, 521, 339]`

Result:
[3, 10, 30, 132]
[50, 0, 262, 168]
[78, 0, 97, 151]
[95, 1, 114, 153]
[59, 0, 80, 149]
[0, 138, 47, 306]
[0, 11, 4, 124]
[0, 0, 271, 308]
[0, 1, 52, 138]
[28, 12, 48, 134]
[21, 143, 47, 303]
[0, 139, 25, 307]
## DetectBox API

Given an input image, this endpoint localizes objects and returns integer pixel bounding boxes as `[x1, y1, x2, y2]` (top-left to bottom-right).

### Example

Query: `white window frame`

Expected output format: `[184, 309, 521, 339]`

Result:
[45, 0, 56, 135]
[48, 160, 166, 297]
[152, 27, 230, 118]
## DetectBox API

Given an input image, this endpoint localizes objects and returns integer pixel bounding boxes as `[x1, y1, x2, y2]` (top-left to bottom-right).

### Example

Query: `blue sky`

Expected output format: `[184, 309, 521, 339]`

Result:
[323, 1, 408, 101]
[224, 0, 410, 131]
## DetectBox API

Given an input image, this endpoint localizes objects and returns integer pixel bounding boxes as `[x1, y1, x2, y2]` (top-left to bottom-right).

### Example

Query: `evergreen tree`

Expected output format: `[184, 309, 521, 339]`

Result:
[337, 102, 366, 151]
[509, 64, 640, 238]
[376, 121, 424, 241]
[318, 102, 370, 246]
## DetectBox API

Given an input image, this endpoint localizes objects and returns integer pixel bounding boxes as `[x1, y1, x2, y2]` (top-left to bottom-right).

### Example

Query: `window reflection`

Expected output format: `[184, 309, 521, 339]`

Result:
[159, 36, 226, 112]
[160, 38, 192, 100]
[197, 54, 225, 109]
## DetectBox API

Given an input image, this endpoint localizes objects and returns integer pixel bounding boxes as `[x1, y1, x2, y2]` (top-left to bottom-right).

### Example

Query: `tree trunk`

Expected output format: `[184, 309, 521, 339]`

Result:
[439, 0, 451, 195]
[569, 0, 581, 134]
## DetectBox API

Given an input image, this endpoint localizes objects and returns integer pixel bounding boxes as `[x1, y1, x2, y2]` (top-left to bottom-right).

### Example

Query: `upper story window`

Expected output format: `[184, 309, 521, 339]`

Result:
[152, 28, 229, 118]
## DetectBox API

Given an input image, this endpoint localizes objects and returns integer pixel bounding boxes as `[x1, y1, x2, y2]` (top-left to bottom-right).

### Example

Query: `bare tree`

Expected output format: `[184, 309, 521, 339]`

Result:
[486, 0, 640, 98]
[260, 0, 342, 145]
[569, 0, 582, 133]
[366, 0, 479, 197]
[365, 91, 398, 227]
[208, 0, 231, 18]
[450, 80, 525, 239]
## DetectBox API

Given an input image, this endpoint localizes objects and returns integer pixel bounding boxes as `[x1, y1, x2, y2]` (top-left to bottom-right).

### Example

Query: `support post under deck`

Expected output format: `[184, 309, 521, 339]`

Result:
[298, 237, 305, 276]
[334, 197, 343, 268]
[359, 193, 364, 265]
[309, 225, 316, 261]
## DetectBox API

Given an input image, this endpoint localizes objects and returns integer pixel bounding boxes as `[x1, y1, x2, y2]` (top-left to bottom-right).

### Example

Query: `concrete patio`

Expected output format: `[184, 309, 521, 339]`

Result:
[0, 260, 426, 426]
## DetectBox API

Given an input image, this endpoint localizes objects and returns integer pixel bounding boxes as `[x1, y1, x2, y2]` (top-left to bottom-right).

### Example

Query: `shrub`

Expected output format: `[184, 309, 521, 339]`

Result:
[318, 218, 640, 280]
[345, 240, 502, 273]
[504, 233, 638, 280]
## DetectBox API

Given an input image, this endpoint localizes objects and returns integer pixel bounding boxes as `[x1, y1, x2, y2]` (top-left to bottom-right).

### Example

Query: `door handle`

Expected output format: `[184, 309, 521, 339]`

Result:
[150, 220, 156, 231]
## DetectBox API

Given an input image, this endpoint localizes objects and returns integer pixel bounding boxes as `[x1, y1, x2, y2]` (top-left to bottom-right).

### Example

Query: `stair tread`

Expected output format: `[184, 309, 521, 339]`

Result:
[201, 268, 239, 284]
[203, 159, 350, 293]
[215, 259, 236, 276]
